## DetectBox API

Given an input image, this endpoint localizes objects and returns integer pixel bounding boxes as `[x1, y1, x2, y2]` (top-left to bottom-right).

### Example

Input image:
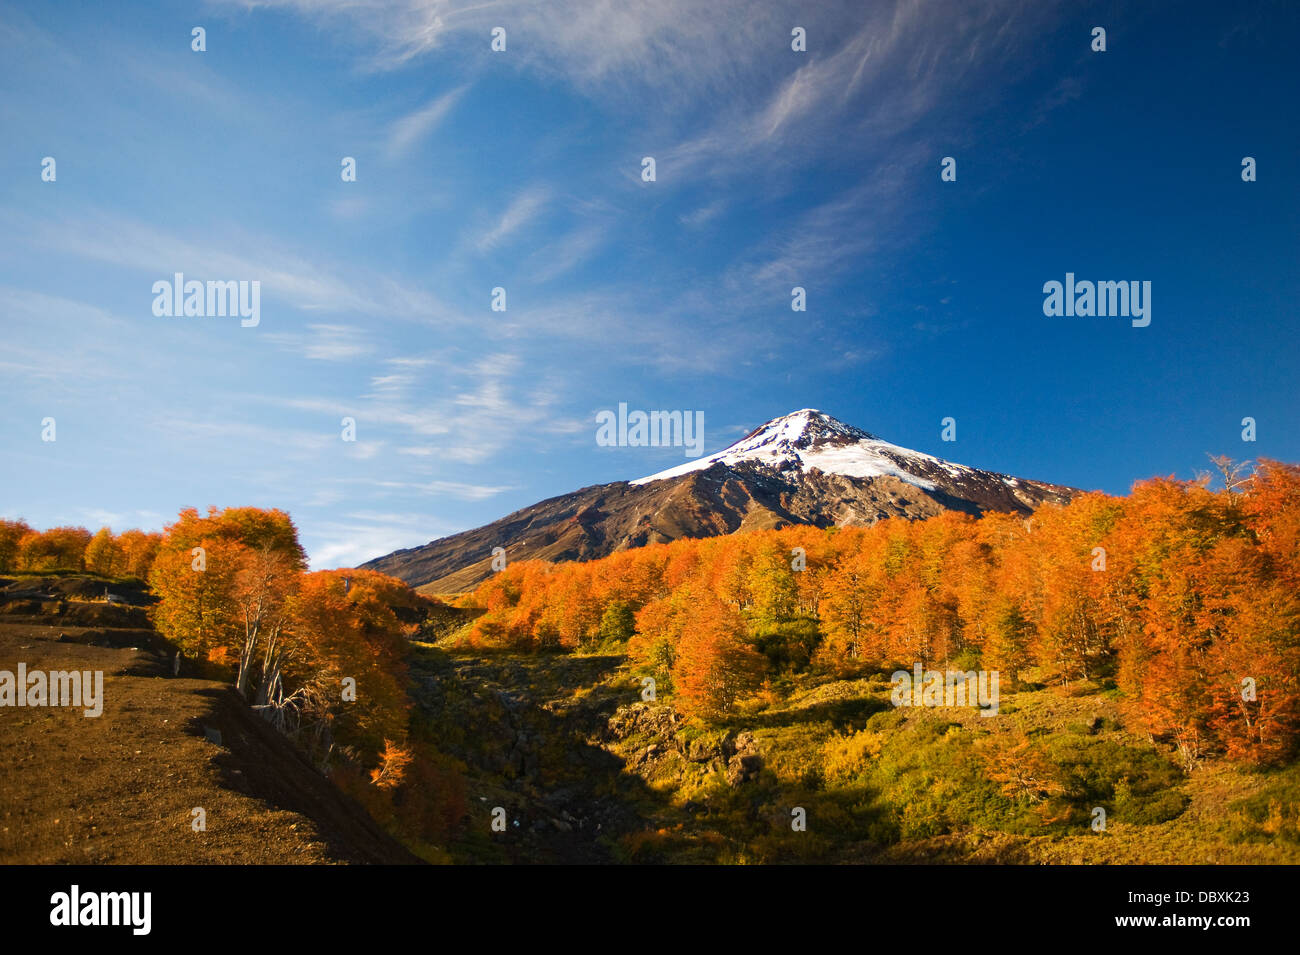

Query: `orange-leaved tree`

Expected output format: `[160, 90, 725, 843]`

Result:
[288, 569, 413, 765]
[670, 595, 765, 718]
[149, 506, 307, 689]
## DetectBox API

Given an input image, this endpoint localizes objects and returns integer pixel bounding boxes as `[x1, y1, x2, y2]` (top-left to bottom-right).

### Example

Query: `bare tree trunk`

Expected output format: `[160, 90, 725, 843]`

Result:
[236, 614, 259, 699]
[256, 626, 284, 707]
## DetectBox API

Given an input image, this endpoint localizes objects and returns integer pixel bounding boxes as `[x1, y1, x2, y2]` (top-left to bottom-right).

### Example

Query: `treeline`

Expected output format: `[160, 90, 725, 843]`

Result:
[144, 506, 465, 852]
[0, 520, 162, 578]
[460, 461, 1300, 768]
[3, 507, 465, 855]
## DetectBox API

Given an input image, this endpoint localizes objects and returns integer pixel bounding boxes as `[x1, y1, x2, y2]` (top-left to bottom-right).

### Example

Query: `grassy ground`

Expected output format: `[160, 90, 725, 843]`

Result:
[420, 631, 1300, 864]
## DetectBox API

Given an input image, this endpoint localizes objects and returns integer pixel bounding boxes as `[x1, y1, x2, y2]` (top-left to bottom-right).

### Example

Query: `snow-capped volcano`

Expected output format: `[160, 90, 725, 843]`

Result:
[364, 408, 1079, 593]
[633, 409, 973, 491]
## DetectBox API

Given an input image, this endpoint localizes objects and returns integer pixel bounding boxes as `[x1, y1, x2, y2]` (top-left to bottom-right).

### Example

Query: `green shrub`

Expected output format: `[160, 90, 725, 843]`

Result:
[750, 617, 821, 672]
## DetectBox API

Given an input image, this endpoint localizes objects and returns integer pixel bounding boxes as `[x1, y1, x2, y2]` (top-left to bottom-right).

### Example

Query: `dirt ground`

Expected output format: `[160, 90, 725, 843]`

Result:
[0, 605, 419, 865]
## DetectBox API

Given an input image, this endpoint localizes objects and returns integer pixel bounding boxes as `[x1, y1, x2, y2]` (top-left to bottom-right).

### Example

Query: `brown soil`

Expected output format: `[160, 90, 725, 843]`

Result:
[0, 604, 420, 865]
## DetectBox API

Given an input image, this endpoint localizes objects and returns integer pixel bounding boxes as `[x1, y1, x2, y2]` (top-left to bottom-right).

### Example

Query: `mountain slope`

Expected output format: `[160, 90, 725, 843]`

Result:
[363, 410, 1080, 592]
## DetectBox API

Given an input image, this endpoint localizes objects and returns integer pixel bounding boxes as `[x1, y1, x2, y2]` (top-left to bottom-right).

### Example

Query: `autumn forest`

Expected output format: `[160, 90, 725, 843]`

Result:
[2, 460, 1299, 863]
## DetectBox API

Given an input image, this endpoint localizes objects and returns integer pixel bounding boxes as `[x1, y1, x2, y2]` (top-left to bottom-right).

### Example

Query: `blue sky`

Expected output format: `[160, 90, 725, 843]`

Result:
[2, 0, 1297, 568]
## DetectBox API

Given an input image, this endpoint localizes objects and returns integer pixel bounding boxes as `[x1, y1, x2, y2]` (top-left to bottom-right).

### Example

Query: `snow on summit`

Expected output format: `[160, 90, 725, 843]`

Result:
[630, 409, 975, 489]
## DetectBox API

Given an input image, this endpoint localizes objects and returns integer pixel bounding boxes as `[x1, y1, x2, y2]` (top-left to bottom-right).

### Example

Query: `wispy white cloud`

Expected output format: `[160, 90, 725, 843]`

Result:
[304, 513, 462, 570]
[387, 86, 467, 157]
[223, 0, 787, 101]
[265, 323, 377, 361]
[475, 187, 550, 252]
[527, 222, 607, 282]
[678, 201, 726, 229]
[253, 348, 570, 468]
[662, 1, 1046, 180]
[425, 480, 513, 500]
[149, 414, 340, 458]
[345, 441, 386, 460]
[743, 167, 921, 287]
[368, 373, 415, 395]
[228, 0, 1040, 179]
[0, 287, 136, 386]
[17, 208, 469, 326]
[384, 356, 439, 369]
[365, 478, 514, 500]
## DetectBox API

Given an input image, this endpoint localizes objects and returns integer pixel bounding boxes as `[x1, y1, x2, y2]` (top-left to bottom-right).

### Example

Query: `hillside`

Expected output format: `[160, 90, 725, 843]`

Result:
[0, 575, 420, 864]
[425, 460, 1300, 862]
[412, 639, 1300, 865]
[364, 410, 1079, 592]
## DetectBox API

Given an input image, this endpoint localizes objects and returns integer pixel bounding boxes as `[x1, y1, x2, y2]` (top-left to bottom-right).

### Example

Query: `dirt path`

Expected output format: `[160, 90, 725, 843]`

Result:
[0, 617, 419, 864]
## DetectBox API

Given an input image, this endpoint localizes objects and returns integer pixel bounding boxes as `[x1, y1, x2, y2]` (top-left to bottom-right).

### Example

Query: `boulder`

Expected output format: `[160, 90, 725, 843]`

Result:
[726, 753, 762, 786]
[686, 736, 720, 763]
